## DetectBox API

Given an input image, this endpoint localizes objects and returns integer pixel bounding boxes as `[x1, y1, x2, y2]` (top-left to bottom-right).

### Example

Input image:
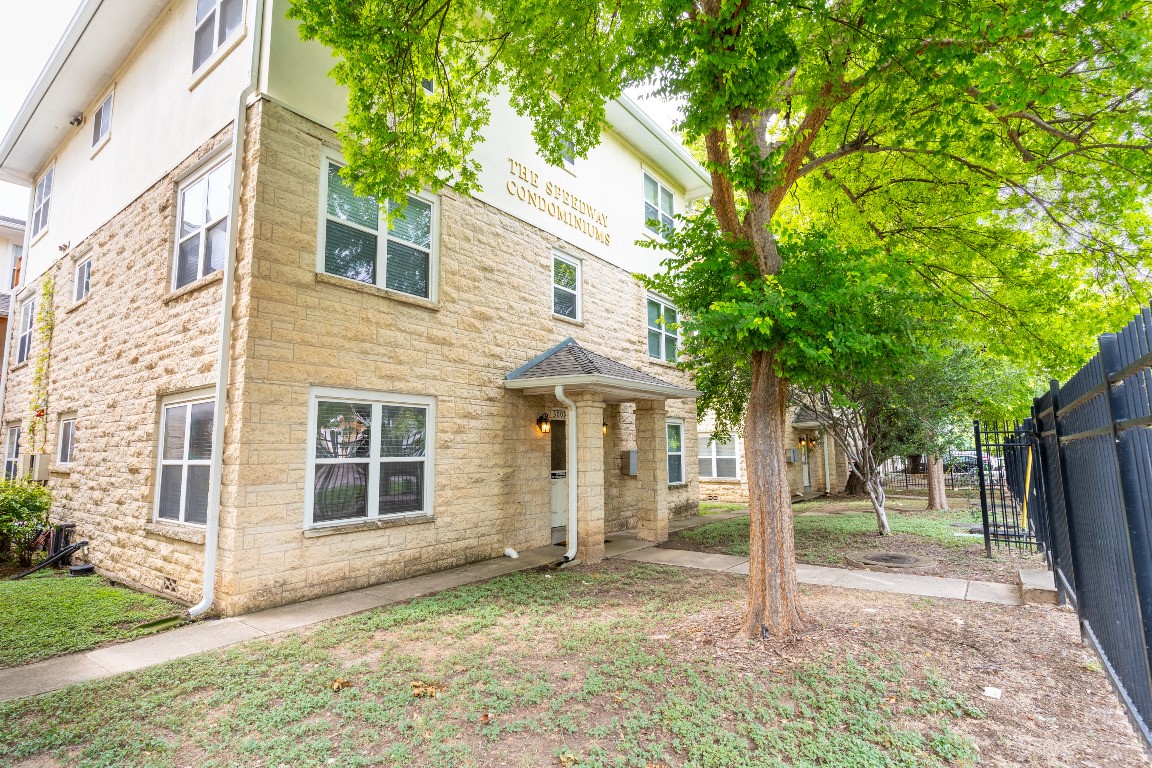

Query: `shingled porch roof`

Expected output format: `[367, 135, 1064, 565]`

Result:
[504, 338, 699, 401]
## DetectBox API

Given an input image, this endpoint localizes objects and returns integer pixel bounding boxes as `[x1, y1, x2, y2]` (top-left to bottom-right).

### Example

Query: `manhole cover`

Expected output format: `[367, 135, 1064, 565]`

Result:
[845, 550, 936, 571]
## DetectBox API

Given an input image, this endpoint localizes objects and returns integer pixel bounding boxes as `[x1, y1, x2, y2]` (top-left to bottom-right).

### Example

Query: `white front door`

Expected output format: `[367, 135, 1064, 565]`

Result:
[802, 445, 811, 488]
[549, 415, 568, 539]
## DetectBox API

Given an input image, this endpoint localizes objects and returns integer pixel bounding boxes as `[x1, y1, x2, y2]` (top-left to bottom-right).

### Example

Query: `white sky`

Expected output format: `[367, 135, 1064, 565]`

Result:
[0, 2, 679, 223]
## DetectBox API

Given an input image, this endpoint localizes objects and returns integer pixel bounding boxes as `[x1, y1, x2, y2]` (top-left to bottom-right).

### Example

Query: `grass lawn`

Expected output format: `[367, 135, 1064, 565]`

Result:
[669, 497, 1045, 584]
[0, 562, 1142, 767]
[698, 501, 748, 514]
[0, 571, 182, 668]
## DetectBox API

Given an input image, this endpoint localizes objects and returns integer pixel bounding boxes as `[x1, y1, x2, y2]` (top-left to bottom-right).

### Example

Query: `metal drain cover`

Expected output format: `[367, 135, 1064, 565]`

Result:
[845, 550, 936, 570]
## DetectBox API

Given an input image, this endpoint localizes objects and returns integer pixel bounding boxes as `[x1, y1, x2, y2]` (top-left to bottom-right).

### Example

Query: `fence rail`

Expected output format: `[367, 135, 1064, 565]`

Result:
[1003, 304, 1152, 749]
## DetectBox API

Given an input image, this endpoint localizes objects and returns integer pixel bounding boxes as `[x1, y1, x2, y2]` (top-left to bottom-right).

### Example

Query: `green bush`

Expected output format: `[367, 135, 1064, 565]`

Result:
[0, 477, 53, 567]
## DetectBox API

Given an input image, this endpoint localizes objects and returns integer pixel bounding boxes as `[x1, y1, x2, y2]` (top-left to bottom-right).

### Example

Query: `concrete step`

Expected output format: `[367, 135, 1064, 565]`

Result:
[1019, 569, 1059, 605]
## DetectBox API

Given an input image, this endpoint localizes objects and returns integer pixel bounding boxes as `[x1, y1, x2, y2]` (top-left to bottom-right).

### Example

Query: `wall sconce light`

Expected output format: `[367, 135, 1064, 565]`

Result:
[602, 419, 608, 436]
[536, 413, 551, 434]
[798, 435, 816, 449]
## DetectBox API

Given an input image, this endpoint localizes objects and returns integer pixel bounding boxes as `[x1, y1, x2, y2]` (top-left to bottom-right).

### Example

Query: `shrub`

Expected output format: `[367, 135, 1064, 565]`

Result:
[0, 477, 53, 567]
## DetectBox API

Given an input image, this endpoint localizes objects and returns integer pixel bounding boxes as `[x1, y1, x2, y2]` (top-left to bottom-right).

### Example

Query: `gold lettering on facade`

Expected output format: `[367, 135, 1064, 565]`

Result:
[504, 157, 611, 246]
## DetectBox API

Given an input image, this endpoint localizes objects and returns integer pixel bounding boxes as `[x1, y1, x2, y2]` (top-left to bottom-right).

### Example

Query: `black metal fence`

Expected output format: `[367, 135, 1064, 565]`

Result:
[972, 422, 1041, 555]
[879, 452, 981, 492]
[993, 305, 1152, 748]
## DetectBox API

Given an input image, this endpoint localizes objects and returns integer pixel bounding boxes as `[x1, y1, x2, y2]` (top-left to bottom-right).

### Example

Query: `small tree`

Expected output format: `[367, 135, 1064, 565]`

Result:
[0, 477, 53, 567]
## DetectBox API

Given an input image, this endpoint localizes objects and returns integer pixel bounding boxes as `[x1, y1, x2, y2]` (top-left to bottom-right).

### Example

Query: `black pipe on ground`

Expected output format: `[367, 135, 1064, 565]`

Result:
[11, 541, 89, 580]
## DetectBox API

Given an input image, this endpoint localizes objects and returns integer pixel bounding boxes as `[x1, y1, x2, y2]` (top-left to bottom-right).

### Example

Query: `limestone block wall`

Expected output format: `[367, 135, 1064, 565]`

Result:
[1, 120, 251, 605]
[218, 100, 698, 614]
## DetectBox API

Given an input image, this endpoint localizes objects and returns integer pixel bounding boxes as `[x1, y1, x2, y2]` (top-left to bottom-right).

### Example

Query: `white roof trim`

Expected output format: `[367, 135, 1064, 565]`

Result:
[504, 373, 700, 400]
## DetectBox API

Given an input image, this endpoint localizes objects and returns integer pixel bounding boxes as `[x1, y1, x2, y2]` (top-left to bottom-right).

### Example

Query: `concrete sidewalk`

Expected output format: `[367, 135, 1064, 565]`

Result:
[0, 510, 1020, 703]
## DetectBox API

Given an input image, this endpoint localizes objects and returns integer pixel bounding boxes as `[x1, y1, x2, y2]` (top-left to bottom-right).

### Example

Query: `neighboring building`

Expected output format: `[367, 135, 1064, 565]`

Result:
[0, 217, 22, 421]
[0, 0, 710, 614]
[697, 409, 851, 504]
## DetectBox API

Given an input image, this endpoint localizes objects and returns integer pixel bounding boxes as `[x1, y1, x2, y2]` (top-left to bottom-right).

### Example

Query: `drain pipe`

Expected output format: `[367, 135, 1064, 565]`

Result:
[554, 385, 578, 562]
[823, 430, 831, 495]
[189, 0, 265, 619]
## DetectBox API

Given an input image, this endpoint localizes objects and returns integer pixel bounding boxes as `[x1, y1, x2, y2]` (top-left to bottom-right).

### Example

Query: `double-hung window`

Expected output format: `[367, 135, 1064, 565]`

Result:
[643, 172, 674, 235]
[58, 418, 77, 465]
[92, 91, 113, 149]
[174, 157, 231, 290]
[32, 168, 53, 238]
[698, 433, 738, 479]
[156, 395, 215, 525]
[666, 420, 685, 485]
[4, 427, 19, 479]
[16, 299, 35, 364]
[74, 258, 92, 302]
[193, 0, 244, 72]
[321, 158, 438, 300]
[552, 253, 580, 320]
[8, 245, 21, 290]
[647, 297, 678, 363]
[308, 389, 434, 526]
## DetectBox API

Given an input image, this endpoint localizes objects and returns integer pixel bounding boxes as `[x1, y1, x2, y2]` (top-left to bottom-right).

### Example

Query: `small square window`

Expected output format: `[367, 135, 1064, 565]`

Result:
[58, 418, 77, 464]
[74, 258, 92, 302]
[698, 433, 738, 479]
[643, 172, 675, 236]
[92, 92, 113, 148]
[552, 253, 580, 320]
[193, 0, 244, 72]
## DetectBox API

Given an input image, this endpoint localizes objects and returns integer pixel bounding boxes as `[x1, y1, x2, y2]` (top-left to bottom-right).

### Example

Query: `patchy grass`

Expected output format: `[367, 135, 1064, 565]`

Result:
[0, 572, 182, 668]
[698, 501, 748, 514]
[0, 564, 993, 768]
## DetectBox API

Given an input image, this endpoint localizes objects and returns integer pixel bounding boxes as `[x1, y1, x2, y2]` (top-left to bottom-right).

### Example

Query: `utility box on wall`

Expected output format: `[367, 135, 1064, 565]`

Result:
[621, 450, 638, 476]
[19, 453, 50, 482]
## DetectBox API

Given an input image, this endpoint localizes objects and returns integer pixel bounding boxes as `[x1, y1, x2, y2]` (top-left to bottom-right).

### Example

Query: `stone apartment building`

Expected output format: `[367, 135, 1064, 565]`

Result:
[0, 217, 20, 364]
[0, 0, 709, 615]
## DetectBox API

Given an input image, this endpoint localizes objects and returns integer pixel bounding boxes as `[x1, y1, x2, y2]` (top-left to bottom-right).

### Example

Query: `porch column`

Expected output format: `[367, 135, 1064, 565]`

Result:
[572, 392, 606, 563]
[635, 399, 669, 543]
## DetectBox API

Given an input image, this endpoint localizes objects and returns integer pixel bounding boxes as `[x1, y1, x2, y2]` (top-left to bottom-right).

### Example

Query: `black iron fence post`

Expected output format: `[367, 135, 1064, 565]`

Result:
[1048, 379, 1081, 606]
[973, 420, 992, 558]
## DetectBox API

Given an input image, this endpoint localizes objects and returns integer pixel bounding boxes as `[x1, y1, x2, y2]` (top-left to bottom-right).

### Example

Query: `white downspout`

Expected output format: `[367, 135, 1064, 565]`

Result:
[189, 0, 266, 618]
[822, 429, 832, 495]
[554, 385, 578, 562]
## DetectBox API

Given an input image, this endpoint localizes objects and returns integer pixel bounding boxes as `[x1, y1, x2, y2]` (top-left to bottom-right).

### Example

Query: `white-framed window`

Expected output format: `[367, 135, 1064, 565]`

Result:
[16, 299, 35, 364]
[643, 172, 674, 235]
[698, 433, 738, 480]
[32, 167, 53, 238]
[155, 394, 215, 525]
[74, 258, 92, 302]
[58, 417, 77, 465]
[8, 245, 21, 290]
[553, 130, 575, 167]
[91, 91, 113, 149]
[193, 0, 244, 72]
[667, 419, 685, 485]
[4, 426, 19, 479]
[174, 156, 231, 290]
[552, 252, 580, 320]
[421, 77, 436, 94]
[647, 296, 679, 363]
[319, 156, 439, 301]
[306, 388, 435, 527]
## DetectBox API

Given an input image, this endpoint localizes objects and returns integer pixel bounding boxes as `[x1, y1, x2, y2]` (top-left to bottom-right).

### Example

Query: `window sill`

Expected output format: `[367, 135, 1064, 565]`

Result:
[553, 313, 584, 327]
[29, 226, 49, 248]
[50, 466, 73, 475]
[668, 482, 687, 488]
[144, 522, 206, 545]
[700, 477, 741, 484]
[303, 513, 435, 537]
[163, 270, 223, 304]
[188, 26, 247, 91]
[647, 357, 681, 370]
[9, 360, 28, 373]
[314, 273, 439, 311]
[64, 295, 91, 314]
[90, 133, 111, 160]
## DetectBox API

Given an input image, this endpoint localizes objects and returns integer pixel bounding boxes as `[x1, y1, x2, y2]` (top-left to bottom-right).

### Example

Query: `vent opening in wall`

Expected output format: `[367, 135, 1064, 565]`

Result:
[161, 576, 178, 593]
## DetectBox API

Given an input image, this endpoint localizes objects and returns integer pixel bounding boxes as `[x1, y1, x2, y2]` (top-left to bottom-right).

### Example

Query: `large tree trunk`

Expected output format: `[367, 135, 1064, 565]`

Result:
[925, 455, 949, 511]
[743, 349, 805, 639]
[844, 460, 867, 495]
[863, 472, 891, 535]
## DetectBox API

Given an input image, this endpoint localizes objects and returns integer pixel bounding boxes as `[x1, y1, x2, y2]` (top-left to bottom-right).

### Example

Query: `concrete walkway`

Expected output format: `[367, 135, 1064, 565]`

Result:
[0, 510, 1019, 703]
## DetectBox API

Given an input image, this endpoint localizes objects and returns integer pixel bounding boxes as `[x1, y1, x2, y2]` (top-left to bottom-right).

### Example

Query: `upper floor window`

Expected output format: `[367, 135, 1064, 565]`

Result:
[647, 297, 678, 363]
[16, 299, 35, 364]
[8, 245, 21, 290]
[32, 168, 53, 238]
[194, 0, 244, 72]
[698, 433, 738, 480]
[321, 157, 438, 301]
[553, 130, 575, 167]
[666, 419, 685, 485]
[74, 258, 92, 302]
[643, 172, 674, 236]
[92, 91, 113, 149]
[156, 394, 215, 525]
[552, 253, 580, 320]
[174, 157, 231, 290]
[307, 389, 434, 527]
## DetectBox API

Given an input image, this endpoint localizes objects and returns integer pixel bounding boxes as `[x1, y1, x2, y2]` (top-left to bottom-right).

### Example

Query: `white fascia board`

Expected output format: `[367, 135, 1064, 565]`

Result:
[503, 373, 701, 400]
[606, 95, 711, 202]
